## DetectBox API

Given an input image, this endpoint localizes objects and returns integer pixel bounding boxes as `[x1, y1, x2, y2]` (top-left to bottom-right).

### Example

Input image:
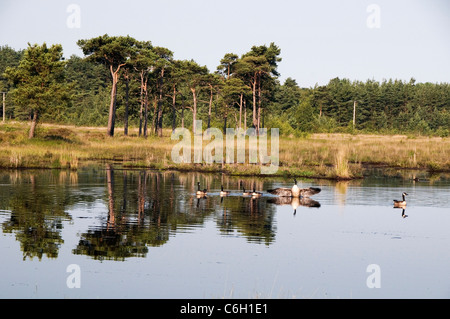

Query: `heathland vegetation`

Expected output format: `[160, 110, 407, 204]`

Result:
[1, 122, 449, 179]
[0, 36, 449, 178]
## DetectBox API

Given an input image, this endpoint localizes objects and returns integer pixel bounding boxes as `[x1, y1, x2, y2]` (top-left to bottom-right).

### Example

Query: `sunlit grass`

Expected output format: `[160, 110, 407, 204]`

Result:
[1, 121, 449, 179]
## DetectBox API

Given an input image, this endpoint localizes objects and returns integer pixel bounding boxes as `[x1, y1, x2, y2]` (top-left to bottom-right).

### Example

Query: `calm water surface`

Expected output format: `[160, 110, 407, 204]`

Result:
[0, 166, 449, 299]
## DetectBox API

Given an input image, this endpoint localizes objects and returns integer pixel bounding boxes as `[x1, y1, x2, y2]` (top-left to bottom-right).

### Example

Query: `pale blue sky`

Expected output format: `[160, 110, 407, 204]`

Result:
[1, 0, 449, 87]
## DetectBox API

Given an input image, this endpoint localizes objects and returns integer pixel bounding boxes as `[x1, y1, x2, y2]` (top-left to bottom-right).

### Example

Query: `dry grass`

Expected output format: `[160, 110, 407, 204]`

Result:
[278, 133, 450, 176]
[1, 122, 449, 179]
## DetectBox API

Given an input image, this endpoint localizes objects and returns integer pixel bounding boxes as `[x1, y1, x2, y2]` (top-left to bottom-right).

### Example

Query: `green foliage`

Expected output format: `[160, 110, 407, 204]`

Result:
[1, 38, 449, 138]
[4, 43, 70, 137]
[77, 34, 139, 69]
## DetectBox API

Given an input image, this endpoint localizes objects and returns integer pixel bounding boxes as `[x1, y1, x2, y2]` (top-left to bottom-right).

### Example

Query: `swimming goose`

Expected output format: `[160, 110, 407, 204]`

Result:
[242, 187, 251, 197]
[267, 178, 321, 198]
[196, 182, 207, 197]
[251, 184, 262, 198]
[240, 182, 251, 196]
[393, 192, 407, 208]
[220, 185, 230, 197]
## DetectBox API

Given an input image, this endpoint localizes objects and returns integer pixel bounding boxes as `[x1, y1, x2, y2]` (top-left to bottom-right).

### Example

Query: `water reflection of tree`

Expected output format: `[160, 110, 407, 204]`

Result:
[73, 166, 212, 260]
[1, 171, 73, 260]
[73, 166, 145, 260]
[0, 168, 285, 261]
[217, 196, 277, 246]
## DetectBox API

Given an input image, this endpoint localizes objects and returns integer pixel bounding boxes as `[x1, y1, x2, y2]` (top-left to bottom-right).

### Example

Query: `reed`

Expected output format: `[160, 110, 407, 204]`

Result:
[9, 151, 22, 168]
[331, 147, 351, 179]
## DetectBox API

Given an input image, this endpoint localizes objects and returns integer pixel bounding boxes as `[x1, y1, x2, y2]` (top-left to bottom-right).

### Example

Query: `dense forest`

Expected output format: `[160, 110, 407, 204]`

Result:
[1, 35, 449, 138]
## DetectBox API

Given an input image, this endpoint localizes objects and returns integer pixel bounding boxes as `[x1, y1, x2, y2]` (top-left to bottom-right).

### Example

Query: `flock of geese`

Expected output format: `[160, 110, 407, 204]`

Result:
[197, 179, 410, 217]
[196, 178, 321, 199]
[199, 179, 409, 202]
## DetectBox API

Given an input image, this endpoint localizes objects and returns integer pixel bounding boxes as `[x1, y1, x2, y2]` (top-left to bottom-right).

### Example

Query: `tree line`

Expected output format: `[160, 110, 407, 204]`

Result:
[1, 35, 449, 138]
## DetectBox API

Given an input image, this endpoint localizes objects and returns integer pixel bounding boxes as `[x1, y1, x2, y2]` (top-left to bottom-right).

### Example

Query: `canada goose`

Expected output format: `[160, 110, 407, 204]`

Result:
[242, 187, 251, 197]
[196, 182, 207, 197]
[267, 178, 321, 198]
[240, 182, 251, 196]
[251, 184, 262, 198]
[393, 192, 408, 208]
[220, 185, 230, 197]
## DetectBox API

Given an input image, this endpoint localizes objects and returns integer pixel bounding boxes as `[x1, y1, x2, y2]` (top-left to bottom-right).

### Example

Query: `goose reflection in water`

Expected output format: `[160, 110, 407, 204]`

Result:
[393, 192, 408, 218]
[268, 196, 321, 215]
[393, 207, 408, 218]
[401, 209, 408, 218]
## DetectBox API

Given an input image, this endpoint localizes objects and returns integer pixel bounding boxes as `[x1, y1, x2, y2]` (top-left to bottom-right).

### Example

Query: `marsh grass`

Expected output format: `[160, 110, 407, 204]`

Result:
[331, 147, 351, 179]
[1, 122, 449, 178]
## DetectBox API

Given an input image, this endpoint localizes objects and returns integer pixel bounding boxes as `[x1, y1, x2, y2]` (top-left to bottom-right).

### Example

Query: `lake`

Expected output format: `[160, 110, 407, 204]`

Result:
[0, 165, 449, 299]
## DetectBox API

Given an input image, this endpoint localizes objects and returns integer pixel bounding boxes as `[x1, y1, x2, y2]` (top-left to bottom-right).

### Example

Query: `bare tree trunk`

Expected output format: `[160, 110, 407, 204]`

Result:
[107, 72, 118, 137]
[207, 84, 213, 129]
[261, 108, 264, 128]
[151, 96, 158, 136]
[256, 74, 262, 135]
[172, 85, 177, 132]
[191, 87, 197, 134]
[107, 64, 124, 137]
[252, 78, 257, 132]
[143, 92, 150, 138]
[28, 109, 38, 139]
[181, 94, 185, 129]
[2, 92, 5, 123]
[138, 71, 145, 137]
[223, 104, 228, 134]
[124, 72, 130, 136]
[157, 100, 163, 137]
[244, 99, 247, 130]
[239, 93, 243, 129]
[156, 68, 165, 137]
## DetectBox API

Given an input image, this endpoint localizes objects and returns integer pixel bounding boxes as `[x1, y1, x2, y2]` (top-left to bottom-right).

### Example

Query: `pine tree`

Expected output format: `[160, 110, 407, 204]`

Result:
[4, 43, 69, 138]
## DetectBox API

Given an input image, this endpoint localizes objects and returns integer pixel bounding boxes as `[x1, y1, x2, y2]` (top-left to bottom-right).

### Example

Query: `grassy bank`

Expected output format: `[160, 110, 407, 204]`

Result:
[1, 121, 449, 179]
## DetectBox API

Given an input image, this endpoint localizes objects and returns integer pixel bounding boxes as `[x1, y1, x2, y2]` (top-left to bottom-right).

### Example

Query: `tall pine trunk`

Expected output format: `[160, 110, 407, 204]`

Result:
[172, 85, 177, 132]
[244, 99, 247, 130]
[124, 73, 129, 136]
[107, 66, 120, 137]
[29, 109, 39, 139]
[143, 93, 150, 138]
[257, 75, 262, 135]
[156, 68, 165, 137]
[239, 93, 243, 129]
[251, 73, 258, 133]
[207, 84, 213, 129]
[181, 94, 185, 129]
[223, 104, 228, 134]
[151, 96, 158, 136]
[191, 87, 198, 134]
[138, 71, 145, 137]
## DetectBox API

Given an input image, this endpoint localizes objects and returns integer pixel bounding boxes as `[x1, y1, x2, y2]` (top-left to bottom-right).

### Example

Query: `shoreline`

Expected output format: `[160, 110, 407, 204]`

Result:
[1, 122, 449, 180]
[0, 159, 447, 181]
